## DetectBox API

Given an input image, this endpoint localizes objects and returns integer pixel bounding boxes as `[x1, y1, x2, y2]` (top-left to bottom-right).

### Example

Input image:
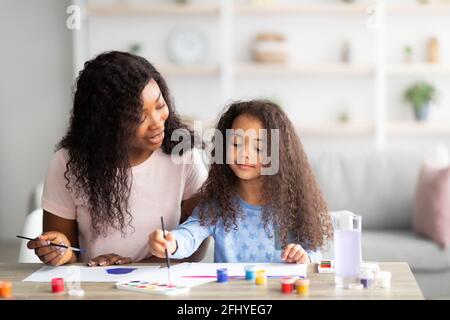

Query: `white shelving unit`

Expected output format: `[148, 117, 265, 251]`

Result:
[235, 63, 374, 76]
[234, 3, 368, 15]
[158, 64, 220, 77]
[298, 122, 374, 136]
[388, 122, 450, 135]
[388, 63, 450, 76]
[387, 3, 450, 14]
[86, 3, 220, 16]
[72, 0, 450, 148]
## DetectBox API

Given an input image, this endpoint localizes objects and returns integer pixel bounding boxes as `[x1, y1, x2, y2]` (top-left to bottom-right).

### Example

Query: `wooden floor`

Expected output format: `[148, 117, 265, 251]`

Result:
[0, 262, 424, 300]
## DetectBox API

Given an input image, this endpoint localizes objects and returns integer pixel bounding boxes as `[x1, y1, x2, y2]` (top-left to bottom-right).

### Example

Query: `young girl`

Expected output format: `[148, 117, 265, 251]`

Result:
[149, 100, 333, 263]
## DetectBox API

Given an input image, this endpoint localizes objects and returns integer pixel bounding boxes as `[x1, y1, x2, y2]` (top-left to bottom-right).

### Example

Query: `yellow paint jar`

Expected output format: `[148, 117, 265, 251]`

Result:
[295, 278, 310, 295]
[255, 270, 267, 285]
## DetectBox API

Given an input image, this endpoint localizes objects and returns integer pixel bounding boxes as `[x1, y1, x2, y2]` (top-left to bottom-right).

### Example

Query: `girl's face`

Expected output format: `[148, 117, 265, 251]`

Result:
[228, 114, 265, 181]
[130, 79, 169, 155]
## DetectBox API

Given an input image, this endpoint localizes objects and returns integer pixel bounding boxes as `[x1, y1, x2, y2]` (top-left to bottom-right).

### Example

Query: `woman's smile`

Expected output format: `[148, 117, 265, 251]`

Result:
[145, 129, 164, 145]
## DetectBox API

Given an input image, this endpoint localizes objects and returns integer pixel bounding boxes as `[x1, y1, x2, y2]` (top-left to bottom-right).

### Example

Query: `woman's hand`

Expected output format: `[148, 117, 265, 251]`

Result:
[281, 244, 310, 264]
[87, 254, 133, 267]
[26, 231, 74, 266]
[148, 229, 177, 258]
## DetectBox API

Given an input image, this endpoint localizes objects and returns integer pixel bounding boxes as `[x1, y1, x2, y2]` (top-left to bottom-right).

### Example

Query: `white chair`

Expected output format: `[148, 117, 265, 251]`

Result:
[32, 182, 44, 211]
[18, 209, 43, 263]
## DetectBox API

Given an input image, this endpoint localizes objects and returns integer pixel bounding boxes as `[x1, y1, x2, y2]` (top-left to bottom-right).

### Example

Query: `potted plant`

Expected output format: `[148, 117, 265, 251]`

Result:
[403, 45, 413, 63]
[404, 82, 438, 121]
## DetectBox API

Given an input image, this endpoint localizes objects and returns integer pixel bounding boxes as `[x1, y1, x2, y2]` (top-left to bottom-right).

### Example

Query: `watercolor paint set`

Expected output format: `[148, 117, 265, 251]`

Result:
[318, 260, 335, 274]
[115, 280, 190, 296]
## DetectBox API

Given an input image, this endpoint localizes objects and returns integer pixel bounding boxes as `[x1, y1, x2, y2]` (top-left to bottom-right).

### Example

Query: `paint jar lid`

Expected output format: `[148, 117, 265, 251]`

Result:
[359, 270, 374, 279]
[281, 277, 297, 284]
[68, 288, 85, 297]
[360, 262, 380, 274]
[216, 268, 228, 274]
[295, 278, 310, 286]
[245, 265, 256, 271]
[378, 271, 391, 280]
[347, 283, 363, 289]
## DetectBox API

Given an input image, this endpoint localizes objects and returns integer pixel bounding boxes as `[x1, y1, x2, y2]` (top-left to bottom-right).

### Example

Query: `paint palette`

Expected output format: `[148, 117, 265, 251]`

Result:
[116, 280, 190, 296]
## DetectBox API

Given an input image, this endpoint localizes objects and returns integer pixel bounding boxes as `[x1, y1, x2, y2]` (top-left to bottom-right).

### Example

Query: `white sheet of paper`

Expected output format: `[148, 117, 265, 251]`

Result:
[23, 265, 160, 282]
[183, 263, 307, 278]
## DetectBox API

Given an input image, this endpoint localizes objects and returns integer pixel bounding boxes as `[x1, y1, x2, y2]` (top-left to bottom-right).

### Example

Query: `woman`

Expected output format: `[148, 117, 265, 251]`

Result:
[27, 51, 208, 266]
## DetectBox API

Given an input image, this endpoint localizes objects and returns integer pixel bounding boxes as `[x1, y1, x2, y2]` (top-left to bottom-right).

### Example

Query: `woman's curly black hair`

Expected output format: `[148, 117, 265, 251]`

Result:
[58, 51, 194, 238]
[198, 100, 333, 251]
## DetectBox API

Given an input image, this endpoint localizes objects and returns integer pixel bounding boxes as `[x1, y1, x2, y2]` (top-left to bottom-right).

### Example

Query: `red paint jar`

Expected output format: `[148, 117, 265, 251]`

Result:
[51, 278, 65, 294]
[280, 277, 296, 294]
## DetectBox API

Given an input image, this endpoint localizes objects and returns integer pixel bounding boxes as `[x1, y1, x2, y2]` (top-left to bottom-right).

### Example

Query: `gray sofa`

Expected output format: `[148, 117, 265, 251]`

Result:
[308, 146, 450, 299]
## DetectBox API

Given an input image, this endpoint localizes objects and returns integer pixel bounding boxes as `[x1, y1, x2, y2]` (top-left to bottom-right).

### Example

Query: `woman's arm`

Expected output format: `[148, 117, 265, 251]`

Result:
[43, 210, 79, 252]
[26, 210, 79, 265]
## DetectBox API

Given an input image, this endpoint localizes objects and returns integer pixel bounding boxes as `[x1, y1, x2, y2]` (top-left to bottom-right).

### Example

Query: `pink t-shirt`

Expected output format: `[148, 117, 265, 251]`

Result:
[41, 147, 207, 262]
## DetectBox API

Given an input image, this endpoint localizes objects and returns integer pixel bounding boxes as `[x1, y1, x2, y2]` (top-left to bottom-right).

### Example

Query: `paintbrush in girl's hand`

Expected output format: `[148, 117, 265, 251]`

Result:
[160, 217, 173, 286]
[16, 235, 86, 253]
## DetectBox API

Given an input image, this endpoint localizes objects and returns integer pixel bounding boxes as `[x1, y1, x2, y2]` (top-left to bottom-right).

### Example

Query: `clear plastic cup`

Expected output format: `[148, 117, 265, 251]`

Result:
[332, 211, 362, 288]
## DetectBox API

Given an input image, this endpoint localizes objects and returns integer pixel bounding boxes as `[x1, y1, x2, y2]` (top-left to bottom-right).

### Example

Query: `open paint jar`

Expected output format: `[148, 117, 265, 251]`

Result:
[359, 270, 374, 288]
[280, 277, 296, 294]
[255, 270, 267, 285]
[295, 278, 310, 295]
[245, 265, 256, 281]
[216, 268, 228, 283]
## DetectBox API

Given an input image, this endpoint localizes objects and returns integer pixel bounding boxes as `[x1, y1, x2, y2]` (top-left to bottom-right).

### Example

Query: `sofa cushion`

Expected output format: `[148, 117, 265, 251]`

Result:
[362, 230, 450, 271]
[413, 161, 450, 249]
[308, 147, 428, 230]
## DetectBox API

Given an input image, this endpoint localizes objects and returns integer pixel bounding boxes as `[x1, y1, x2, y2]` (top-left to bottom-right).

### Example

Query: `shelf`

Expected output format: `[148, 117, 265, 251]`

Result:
[85, 3, 450, 17]
[297, 123, 374, 136]
[235, 63, 373, 76]
[159, 64, 220, 77]
[387, 122, 450, 134]
[86, 4, 220, 16]
[235, 4, 367, 15]
[388, 63, 450, 76]
[387, 3, 450, 15]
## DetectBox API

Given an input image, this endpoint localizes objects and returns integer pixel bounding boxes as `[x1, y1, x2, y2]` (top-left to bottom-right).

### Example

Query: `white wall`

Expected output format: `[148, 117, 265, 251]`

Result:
[0, 0, 73, 242]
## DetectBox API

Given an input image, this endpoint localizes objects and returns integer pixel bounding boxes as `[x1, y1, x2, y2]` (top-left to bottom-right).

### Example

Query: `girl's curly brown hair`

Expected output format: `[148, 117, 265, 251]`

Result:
[58, 51, 195, 238]
[198, 100, 333, 251]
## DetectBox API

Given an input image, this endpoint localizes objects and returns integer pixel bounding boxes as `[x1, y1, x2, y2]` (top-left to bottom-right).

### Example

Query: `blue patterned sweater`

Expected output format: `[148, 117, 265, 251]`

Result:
[171, 196, 321, 263]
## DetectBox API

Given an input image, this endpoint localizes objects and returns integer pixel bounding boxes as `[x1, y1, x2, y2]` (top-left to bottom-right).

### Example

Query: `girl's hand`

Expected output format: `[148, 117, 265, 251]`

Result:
[87, 254, 133, 267]
[148, 229, 177, 258]
[281, 244, 310, 264]
[26, 231, 74, 266]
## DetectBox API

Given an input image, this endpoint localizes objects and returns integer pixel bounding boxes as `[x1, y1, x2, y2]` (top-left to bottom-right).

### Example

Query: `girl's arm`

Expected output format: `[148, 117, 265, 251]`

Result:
[149, 209, 213, 260]
[142, 198, 211, 263]
[306, 249, 322, 263]
[180, 195, 211, 262]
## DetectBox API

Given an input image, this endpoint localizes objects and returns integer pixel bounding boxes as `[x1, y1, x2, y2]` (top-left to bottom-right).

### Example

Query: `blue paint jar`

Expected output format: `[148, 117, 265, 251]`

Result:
[217, 268, 228, 283]
[245, 265, 256, 281]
